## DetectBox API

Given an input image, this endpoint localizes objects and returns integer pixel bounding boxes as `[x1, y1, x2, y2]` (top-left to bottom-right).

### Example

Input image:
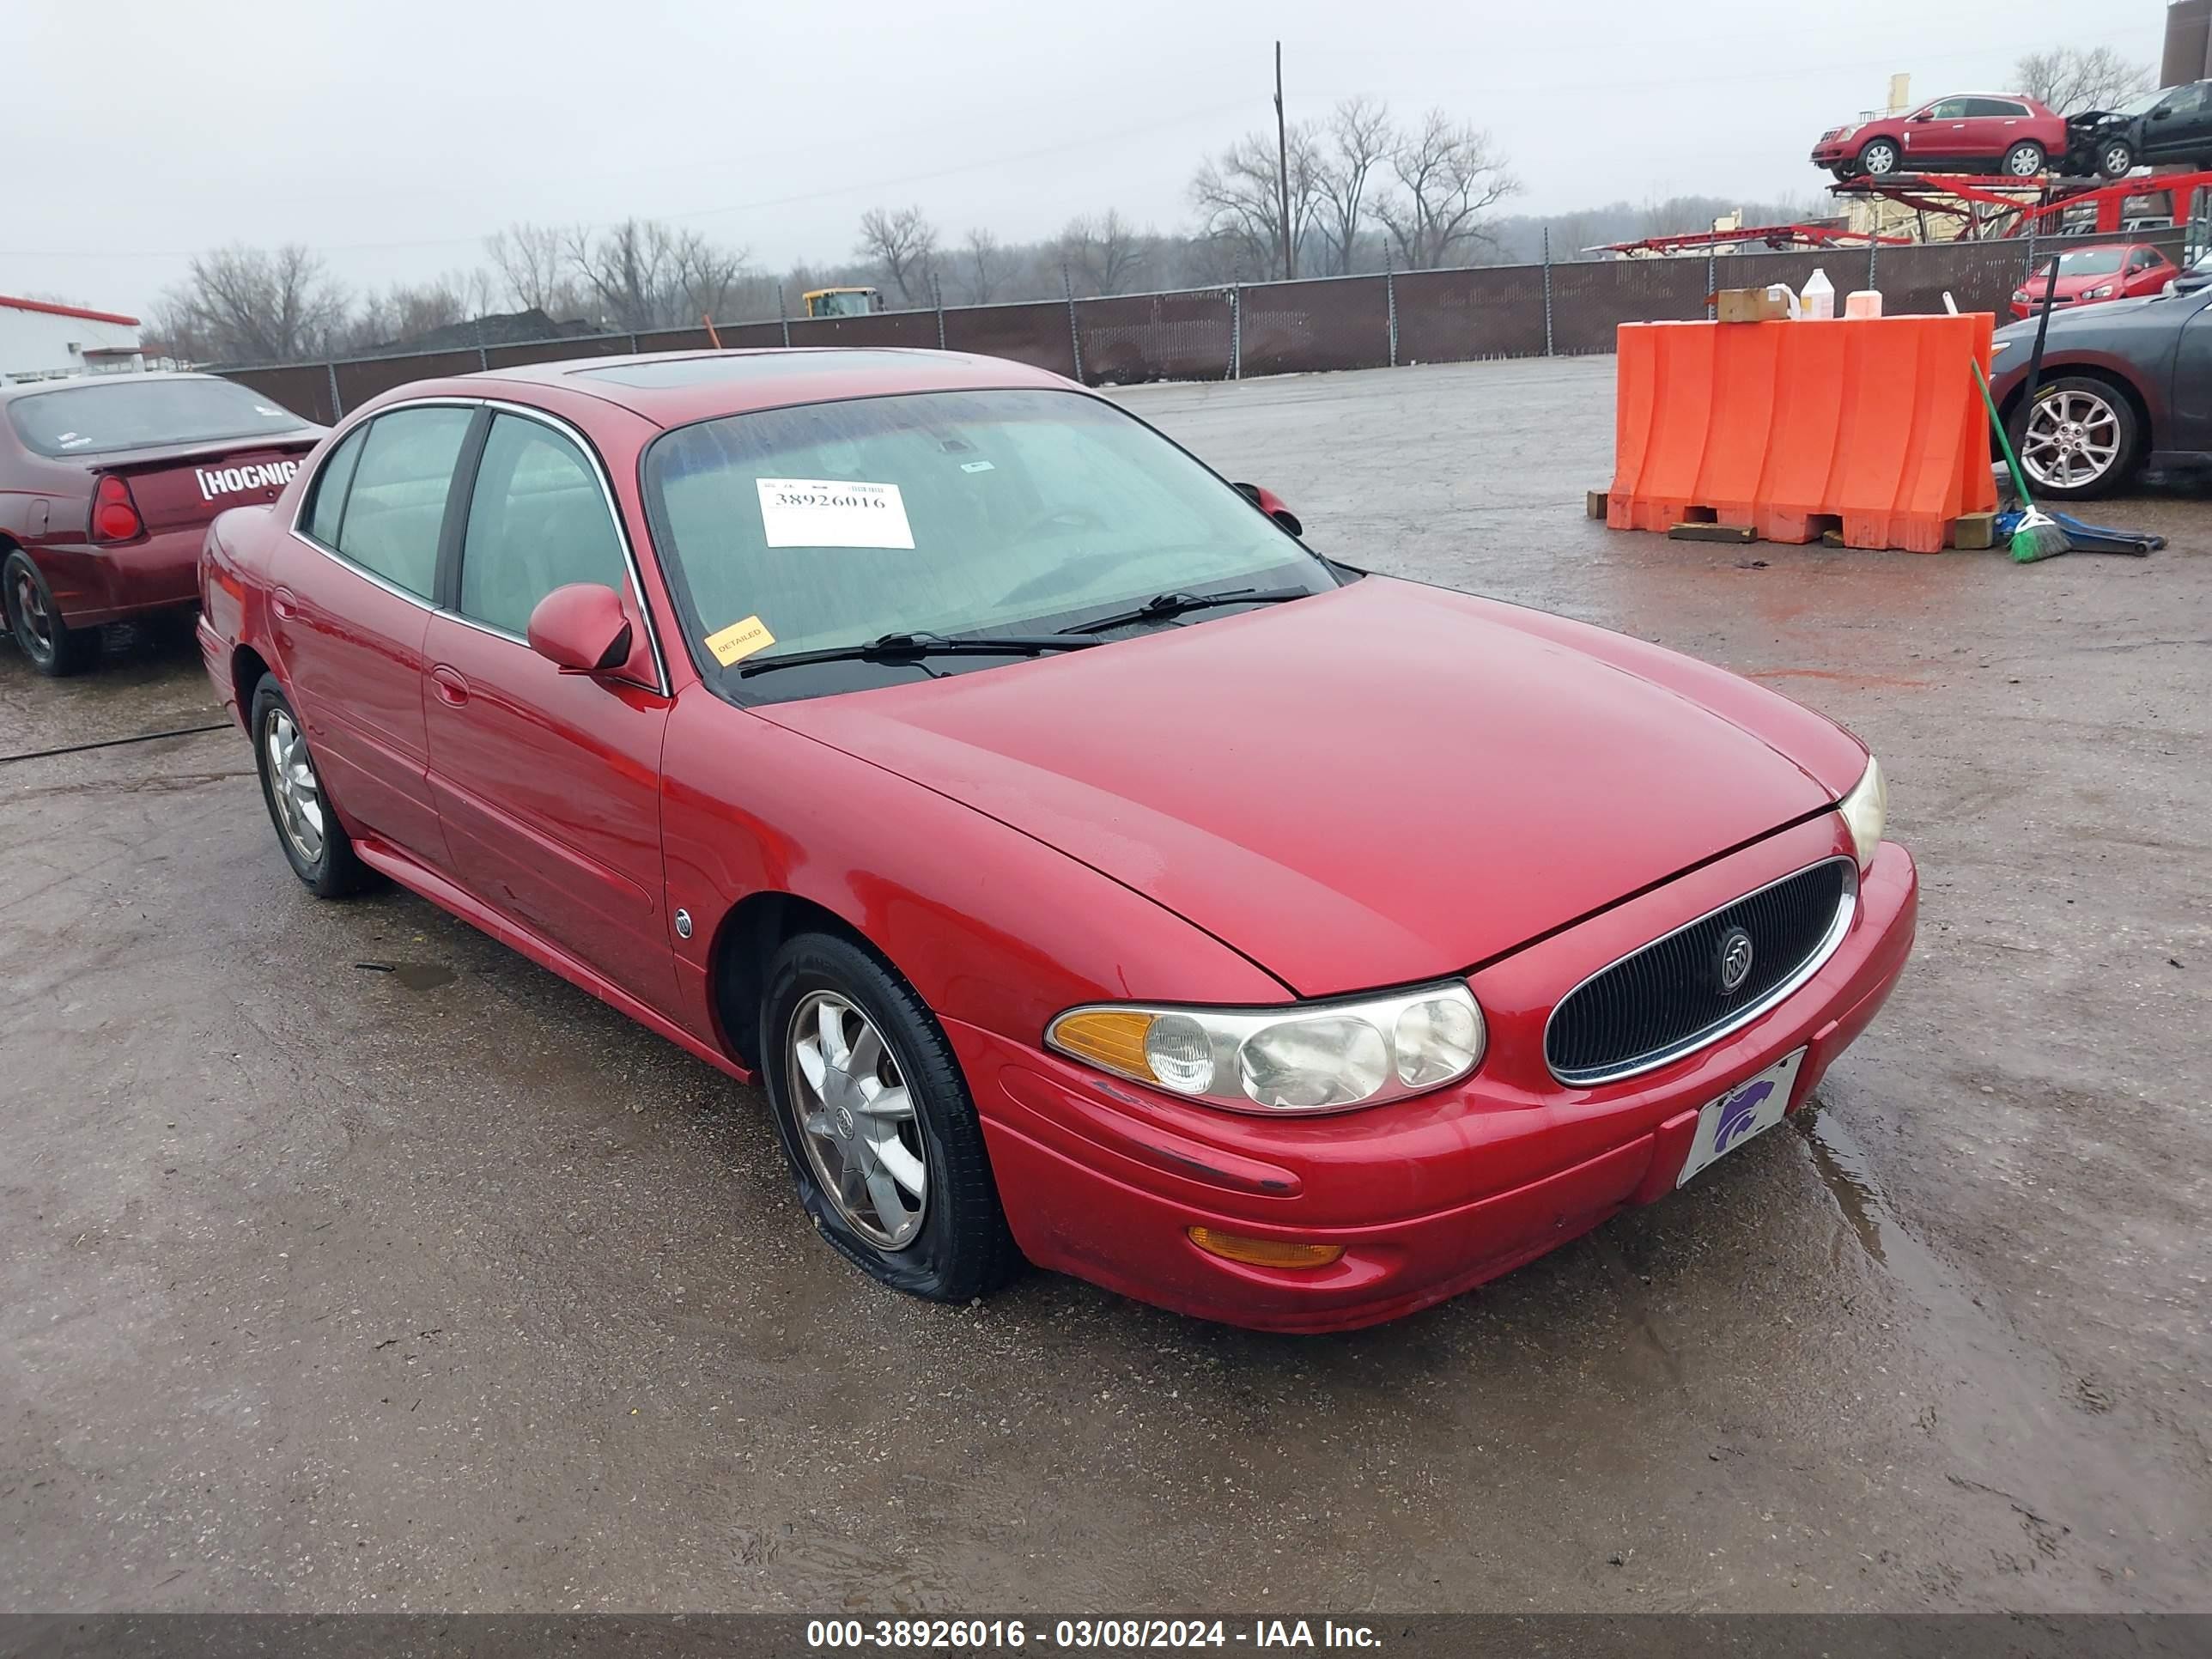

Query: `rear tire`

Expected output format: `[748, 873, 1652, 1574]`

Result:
[249, 676, 374, 897]
[759, 931, 1020, 1305]
[4, 551, 100, 678]
[2002, 141, 2047, 179]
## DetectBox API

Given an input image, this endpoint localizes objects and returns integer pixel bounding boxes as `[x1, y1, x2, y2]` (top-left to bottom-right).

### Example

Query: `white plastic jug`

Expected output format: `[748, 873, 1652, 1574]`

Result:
[1799, 268, 1836, 320]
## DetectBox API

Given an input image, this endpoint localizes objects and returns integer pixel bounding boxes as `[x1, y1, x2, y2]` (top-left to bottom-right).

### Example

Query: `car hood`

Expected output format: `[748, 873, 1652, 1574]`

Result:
[754, 578, 1865, 998]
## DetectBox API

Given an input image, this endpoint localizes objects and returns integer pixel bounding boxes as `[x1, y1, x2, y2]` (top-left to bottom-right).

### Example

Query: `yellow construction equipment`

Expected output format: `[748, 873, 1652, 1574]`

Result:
[803, 288, 878, 319]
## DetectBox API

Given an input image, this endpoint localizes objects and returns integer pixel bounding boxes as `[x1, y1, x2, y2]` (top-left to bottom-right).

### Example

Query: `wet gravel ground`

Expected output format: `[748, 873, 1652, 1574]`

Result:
[2, 359, 2206, 1613]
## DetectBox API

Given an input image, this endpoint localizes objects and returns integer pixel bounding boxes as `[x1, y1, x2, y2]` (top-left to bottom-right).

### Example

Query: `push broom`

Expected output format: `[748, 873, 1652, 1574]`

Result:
[1945, 280, 2070, 563]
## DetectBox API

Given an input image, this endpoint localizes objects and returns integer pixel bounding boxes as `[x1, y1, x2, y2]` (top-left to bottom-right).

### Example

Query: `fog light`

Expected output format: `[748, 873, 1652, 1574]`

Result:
[1187, 1226, 1345, 1269]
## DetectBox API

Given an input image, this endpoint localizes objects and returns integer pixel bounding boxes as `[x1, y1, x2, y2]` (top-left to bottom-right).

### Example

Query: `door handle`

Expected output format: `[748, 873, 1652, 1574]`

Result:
[271, 587, 297, 621]
[430, 665, 471, 707]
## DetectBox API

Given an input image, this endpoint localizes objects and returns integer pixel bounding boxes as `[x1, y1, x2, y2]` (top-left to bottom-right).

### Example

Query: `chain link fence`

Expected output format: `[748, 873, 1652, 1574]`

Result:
[220, 233, 2169, 423]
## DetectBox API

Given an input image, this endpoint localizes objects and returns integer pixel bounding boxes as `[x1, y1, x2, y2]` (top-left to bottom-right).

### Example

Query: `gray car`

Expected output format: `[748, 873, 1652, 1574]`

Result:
[1990, 267, 2212, 498]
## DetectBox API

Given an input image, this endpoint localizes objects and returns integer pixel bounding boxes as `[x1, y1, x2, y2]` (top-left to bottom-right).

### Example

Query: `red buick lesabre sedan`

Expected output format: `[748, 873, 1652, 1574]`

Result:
[2, 370, 323, 675]
[197, 349, 1915, 1332]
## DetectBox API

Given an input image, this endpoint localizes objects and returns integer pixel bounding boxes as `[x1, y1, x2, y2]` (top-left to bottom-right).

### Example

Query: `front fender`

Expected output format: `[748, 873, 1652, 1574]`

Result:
[659, 691, 1290, 1067]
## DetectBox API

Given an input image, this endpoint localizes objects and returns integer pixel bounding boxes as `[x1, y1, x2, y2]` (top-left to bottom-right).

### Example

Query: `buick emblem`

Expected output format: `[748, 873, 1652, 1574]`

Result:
[1717, 927, 1754, 993]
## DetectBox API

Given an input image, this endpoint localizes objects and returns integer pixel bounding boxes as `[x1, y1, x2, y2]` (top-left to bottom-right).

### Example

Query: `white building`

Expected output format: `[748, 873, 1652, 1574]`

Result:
[1, 295, 144, 384]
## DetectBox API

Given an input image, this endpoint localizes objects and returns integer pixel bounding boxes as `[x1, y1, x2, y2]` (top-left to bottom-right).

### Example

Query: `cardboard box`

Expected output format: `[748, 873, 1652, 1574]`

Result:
[1713, 286, 1796, 324]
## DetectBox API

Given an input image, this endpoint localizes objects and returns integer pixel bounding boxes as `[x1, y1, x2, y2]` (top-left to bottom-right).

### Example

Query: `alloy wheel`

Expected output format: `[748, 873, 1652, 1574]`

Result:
[2100, 143, 2132, 179]
[2006, 146, 2044, 178]
[2021, 388, 2123, 491]
[11, 568, 54, 659]
[264, 708, 327, 864]
[788, 990, 929, 1249]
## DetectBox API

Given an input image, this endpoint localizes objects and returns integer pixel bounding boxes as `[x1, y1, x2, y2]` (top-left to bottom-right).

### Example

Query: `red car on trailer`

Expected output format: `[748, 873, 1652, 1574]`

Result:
[1812, 92, 2070, 179]
[1, 368, 322, 675]
[196, 347, 1916, 1331]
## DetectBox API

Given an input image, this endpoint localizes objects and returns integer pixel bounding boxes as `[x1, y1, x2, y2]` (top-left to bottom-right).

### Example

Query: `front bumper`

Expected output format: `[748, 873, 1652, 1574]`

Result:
[29, 529, 202, 628]
[956, 817, 1917, 1333]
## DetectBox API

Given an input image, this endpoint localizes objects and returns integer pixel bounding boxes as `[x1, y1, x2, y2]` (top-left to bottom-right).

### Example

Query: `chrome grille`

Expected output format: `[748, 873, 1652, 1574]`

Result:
[1545, 859, 1856, 1086]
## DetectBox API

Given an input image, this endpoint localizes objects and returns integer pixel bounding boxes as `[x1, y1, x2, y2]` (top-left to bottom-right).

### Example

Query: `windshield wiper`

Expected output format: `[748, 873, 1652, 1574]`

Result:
[1055, 586, 1310, 636]
[734, 629, 1104, 677]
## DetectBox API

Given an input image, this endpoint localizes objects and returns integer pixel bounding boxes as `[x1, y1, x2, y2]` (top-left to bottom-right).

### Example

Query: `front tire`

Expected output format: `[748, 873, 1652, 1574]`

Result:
[2002, 141, 2047, 179]
[4, 551, 99, 677]
[760, 931, 1019, 1304]
[250, 676, 374, 896]
[1857, 139, 1900, 176]
[2095, 137, 2135, 179]
[2015, 376, 2141, 501]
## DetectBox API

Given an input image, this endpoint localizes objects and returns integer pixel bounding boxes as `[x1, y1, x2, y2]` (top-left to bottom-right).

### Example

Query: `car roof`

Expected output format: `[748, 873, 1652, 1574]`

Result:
[0, 369, 227, 406]
[461, 347, 1075, 428]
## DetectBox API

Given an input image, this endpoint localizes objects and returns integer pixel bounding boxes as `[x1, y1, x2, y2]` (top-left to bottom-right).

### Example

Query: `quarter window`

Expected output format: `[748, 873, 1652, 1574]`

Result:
[333, 407, 472, 599]
[304, 426, 367, 547]
[457, 413, 628, 638]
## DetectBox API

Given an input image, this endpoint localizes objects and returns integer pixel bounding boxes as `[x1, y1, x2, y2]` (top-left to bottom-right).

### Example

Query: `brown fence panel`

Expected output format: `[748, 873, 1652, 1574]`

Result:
[941, 300, 1079, 377]
[224, 364, 340, 426]
[1074, 290, 1232, 384]
[333, 349, 484, 413]
[1393, 265, 1548, 364]
[632, 325, 717, 355]
[1548, 258, 1711, 354]
[1235, 276, 1390, 374]
[483, 333, 633, 371]
[786, 309, 940, 349]
[721, 321, 789, 349]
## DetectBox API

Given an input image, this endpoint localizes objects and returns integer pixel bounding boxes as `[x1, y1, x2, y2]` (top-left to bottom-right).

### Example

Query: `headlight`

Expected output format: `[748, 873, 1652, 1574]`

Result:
[1838, 755, 1887, 870]
[2011, 290, 2030, 305]
[1838, 125, 1859, 142]
[2085, 283, 2114, 299]
[1047, 981, 1486, 1115]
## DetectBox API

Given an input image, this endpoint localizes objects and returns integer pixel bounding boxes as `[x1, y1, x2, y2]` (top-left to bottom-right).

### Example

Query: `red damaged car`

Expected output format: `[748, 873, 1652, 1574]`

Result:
[2, 372, 323, 674]
[197, 349, 1916, 1332]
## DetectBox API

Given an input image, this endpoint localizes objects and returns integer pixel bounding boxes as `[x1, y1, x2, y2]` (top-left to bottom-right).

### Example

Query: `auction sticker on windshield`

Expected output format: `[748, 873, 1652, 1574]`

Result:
[757, 478, 915, 550]
[1675, 1048, 1805, 1187]
[704, 614, 776, 666]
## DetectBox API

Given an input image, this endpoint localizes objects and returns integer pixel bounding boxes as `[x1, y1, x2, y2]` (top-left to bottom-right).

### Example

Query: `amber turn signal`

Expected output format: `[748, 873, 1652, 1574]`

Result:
[1186, 1226, 1345, 1270]
[1048, 1008, 1155, 1075]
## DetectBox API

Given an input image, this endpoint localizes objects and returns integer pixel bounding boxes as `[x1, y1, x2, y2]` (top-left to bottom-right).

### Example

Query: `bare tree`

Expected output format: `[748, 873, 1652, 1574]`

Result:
[1372, 112, 1521, 270]
[2014, 45, 2154, 112]
[1314, 98, 1395, 275]
[1188, 126, 1323, 283]
[857, 206, 939, 307]
[564, 219, 752, 331]
[960, 228, 1011, 304]
[152, 244, 349, 364]
[1058, 210, 1148, 296]
[486, 222, 577, 314]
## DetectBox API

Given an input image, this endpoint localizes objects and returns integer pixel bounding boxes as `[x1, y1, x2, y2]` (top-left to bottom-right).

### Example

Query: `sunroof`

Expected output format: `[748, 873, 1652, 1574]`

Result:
[573, 350, 927, 388]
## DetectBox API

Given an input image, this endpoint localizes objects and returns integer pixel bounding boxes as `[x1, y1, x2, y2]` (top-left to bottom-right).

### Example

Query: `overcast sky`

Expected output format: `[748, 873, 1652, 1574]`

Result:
[3, 0, 2166, 319]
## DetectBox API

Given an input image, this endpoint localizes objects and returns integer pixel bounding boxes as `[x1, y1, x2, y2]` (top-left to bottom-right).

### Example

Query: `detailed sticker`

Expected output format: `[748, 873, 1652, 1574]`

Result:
[703, 615, 775, 667]
[959, 459, 995, 473]
[756, 478, 914, 550]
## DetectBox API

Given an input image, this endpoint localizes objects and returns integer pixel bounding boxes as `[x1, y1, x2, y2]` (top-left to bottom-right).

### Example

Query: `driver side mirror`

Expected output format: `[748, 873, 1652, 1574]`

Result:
[1232, 481, 1304, 538]
[2152, 106, 2172, 121]
[527, 582, 635, 678]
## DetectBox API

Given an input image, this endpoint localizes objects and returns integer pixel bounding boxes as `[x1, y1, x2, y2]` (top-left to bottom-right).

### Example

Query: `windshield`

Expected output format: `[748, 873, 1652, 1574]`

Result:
[2114, 88, 2168, 117]
[643, 387, 1337, 698]
[2035, 247, 2126, 278]
[7, 376, 308, 459]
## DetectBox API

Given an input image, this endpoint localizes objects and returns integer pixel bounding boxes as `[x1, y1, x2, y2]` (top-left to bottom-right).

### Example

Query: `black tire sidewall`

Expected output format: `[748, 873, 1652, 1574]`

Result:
[758, 933, 1012, 1303]
[4, 552, 92, 677]
[249, 677, 343, 893]
[2021, 377, 2141, 501]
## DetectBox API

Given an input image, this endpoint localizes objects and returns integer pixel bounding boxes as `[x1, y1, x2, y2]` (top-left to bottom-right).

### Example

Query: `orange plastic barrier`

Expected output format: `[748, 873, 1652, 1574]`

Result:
[1609, 313, 1997, 554]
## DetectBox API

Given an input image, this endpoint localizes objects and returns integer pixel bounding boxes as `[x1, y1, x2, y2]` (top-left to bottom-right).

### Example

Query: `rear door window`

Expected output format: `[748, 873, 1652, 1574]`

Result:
[331, 407, 473, 599]
[456, 414, 628, 637]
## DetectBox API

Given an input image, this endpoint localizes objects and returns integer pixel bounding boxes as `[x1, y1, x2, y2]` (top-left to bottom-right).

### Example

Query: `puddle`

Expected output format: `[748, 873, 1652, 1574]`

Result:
[354, 961, 458, 992]
[1794, 1103, 1888, 1267]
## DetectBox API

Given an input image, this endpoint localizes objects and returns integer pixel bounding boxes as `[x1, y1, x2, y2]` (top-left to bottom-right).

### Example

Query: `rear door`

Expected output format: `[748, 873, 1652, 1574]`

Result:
[1966, 97, 2033, 165]
[269, 403, 476, 872]
[421, 408, 677, 1013]
[2172, 292, 2212, 451]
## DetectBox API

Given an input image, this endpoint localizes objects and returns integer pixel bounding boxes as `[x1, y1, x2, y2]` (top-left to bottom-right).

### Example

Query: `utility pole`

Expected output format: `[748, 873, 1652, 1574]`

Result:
[1273, 40, 1294, 281]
